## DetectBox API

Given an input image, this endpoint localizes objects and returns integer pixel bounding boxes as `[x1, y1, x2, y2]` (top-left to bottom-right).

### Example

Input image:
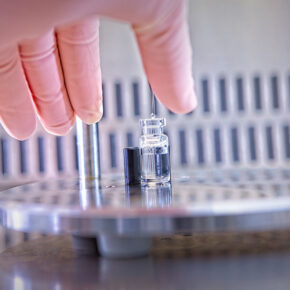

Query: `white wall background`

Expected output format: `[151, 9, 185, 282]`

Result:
[99, 0, 290, 77]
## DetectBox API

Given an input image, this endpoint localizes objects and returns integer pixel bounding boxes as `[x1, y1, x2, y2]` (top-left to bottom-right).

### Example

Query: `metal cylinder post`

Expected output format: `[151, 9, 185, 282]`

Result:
[76, 118, 100, 180]
[74, 118, 101, 254]
[76, 118, 102, 208]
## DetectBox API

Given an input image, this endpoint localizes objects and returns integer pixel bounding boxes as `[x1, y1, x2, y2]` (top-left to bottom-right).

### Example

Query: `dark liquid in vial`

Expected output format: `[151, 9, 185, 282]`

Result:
[155, 153, 170, 177]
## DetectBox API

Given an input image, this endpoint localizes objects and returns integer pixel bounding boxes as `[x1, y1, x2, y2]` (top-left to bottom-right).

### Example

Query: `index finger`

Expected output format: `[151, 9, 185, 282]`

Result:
[132, 1, 197, 114]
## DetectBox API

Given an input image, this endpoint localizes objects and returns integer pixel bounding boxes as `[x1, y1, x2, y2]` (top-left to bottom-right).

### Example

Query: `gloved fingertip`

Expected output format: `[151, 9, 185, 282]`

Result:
[6, 122, 37, 141]
[169, 90, 198, 114]
[77, 105, 103, 125]
[43, 115, 76, 136]
[81, 110, 103, 124]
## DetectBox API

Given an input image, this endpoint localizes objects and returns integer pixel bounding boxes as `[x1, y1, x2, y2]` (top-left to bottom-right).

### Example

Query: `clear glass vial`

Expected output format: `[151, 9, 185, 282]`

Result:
[139, 117, 171, 184]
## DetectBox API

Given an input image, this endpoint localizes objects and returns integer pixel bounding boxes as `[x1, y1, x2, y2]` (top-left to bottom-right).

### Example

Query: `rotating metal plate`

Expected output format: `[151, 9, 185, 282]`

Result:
[0, 169, 290, 236]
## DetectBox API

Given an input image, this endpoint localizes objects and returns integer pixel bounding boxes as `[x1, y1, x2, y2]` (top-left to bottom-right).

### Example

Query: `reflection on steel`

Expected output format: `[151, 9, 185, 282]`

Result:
[0, 169, 290, 236]
[78, 177, 102, 209]
[125, 183, 172, 208]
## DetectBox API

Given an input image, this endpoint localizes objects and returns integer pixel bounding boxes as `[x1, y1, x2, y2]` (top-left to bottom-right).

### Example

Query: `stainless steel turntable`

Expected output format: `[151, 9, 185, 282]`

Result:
[0, 168, 289, 257]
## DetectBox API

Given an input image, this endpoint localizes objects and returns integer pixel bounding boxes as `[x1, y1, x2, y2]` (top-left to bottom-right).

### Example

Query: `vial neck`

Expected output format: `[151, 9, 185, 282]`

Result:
[141, 127, 163, 136]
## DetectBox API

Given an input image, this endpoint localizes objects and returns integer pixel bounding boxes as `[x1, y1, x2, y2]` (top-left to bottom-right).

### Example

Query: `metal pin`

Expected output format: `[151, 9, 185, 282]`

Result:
[76, 118, 101, 208]
[150, 85, 156, 118]
[76, 118, 100, 179]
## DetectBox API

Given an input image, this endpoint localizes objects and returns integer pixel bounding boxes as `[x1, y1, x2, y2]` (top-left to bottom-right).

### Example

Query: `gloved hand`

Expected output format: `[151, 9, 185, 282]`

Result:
[0, 0, 197, 140]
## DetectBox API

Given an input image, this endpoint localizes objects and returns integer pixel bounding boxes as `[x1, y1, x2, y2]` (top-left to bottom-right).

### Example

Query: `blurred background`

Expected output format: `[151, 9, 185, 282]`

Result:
[0, 0, 289, 251]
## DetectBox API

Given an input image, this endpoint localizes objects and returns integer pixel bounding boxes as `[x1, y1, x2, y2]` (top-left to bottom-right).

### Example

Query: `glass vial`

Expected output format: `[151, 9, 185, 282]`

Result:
[139, 117, 171, 184]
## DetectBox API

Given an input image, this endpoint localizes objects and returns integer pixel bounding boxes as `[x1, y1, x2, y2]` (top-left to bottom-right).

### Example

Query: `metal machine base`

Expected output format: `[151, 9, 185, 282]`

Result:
[0, 169, 290, 258]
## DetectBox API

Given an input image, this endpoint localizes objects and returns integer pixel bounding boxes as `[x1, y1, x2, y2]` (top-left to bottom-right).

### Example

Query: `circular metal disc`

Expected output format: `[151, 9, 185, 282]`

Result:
[0, 169, 290, 236]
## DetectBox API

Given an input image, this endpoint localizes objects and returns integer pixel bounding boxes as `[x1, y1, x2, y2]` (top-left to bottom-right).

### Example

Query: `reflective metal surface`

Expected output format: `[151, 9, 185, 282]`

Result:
[76, 119, 100, 179]
[0, 169, 290, 236]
